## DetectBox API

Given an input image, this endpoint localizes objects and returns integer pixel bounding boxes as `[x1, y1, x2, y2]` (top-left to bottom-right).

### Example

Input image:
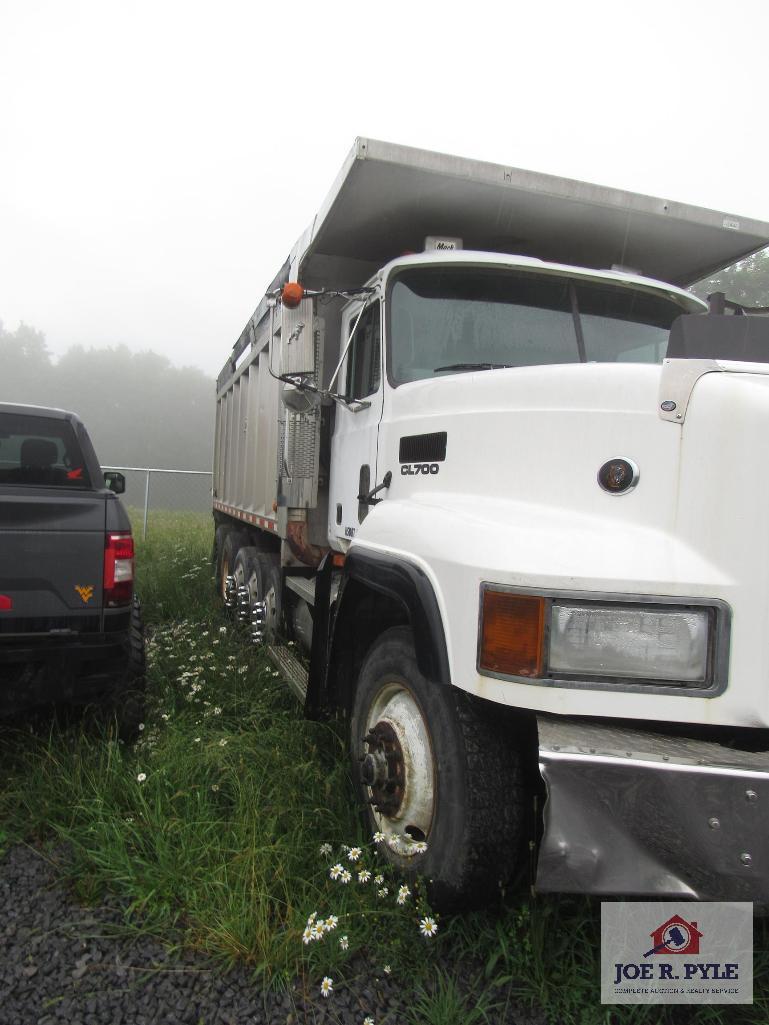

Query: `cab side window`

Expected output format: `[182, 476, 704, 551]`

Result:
[345, 303, 381, 399]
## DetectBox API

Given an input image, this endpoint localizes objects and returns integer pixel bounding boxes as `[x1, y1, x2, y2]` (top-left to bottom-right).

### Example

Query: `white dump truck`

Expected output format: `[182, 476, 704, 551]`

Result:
[213, 138, 769, 906]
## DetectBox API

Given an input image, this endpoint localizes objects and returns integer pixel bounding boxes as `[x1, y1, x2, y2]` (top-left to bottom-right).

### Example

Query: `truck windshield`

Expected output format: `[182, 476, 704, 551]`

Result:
[0, 412, 91, 488]
[388, 267, 690, 385]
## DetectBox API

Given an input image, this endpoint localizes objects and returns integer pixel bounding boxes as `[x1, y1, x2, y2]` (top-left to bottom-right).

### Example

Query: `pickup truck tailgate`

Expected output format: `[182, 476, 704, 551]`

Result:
[0, 489, 106, 624]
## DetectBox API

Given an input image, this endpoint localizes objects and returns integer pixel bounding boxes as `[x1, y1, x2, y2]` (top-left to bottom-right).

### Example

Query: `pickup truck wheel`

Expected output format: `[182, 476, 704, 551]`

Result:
[350, 626, 524, 908]
[94, 597, 146, 744]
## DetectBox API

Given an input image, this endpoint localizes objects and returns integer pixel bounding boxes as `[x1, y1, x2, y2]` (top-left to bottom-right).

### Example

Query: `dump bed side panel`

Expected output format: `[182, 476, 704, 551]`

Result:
[214, 317, 282, 533]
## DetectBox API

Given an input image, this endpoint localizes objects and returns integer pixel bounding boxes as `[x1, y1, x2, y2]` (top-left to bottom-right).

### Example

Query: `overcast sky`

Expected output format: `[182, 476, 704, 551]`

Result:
[2, 0, 768, 377]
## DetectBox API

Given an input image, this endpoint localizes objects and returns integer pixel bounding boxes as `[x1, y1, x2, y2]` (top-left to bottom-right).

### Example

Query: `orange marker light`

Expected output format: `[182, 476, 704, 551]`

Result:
[281, 282, 305, 309]
[480, 590, 545, 677]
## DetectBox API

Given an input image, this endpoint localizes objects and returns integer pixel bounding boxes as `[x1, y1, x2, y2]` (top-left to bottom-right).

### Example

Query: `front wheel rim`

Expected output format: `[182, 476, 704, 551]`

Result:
[362, 681, 435, 857]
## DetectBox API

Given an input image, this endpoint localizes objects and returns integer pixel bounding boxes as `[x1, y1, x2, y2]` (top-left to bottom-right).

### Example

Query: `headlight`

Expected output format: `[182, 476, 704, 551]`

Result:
[548, 603, 710, 682]
[479, 586, 728, 694]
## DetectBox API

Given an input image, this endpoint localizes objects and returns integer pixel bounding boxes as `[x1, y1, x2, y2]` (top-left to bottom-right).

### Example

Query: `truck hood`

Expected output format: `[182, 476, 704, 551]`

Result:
[381, 362, 679, 534]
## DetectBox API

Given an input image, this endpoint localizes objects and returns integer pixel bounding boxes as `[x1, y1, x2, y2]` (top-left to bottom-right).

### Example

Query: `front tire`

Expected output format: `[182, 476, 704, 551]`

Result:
[350, 626, 525, 908]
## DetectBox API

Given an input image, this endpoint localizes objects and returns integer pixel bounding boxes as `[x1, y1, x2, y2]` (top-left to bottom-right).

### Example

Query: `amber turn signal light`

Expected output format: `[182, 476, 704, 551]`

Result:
[480, 590, 545, 677]
[281, 282, 305, 309]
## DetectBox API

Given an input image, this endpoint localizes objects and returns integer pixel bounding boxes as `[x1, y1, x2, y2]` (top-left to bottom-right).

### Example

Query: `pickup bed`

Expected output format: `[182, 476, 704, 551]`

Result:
[0, 402, 145, 738]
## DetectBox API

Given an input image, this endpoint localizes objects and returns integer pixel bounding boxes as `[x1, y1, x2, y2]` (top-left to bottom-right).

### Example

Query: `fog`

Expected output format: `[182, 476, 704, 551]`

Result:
[2, 0, 768, 377]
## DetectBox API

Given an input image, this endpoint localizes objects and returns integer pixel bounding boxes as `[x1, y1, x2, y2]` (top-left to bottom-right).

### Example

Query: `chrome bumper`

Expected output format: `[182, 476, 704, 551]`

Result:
[536, 716, 769, 906]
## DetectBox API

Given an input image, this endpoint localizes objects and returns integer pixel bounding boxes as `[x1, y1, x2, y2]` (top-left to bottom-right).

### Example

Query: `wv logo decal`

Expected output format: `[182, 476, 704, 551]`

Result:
[75, 585, 94, 604]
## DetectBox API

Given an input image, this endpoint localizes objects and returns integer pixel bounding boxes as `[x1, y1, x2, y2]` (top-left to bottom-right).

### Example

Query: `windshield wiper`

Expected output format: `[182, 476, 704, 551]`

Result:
[433, 362, 513, 373]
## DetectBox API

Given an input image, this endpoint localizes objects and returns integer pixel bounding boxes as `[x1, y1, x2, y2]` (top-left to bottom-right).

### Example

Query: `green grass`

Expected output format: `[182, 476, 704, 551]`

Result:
[0, 510, 767, 1023]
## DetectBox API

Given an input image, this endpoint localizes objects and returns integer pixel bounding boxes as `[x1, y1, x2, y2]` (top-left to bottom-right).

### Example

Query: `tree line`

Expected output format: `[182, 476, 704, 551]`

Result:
[0, 321, 214, 470]
[690, 245, 769, 308]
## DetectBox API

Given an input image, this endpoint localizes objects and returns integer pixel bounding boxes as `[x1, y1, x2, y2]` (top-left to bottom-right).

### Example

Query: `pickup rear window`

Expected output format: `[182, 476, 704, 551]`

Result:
[0, 412, 92, 488]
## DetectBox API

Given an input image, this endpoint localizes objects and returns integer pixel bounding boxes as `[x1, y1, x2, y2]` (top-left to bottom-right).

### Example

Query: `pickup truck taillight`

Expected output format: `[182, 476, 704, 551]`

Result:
[104, 532, 134, 607]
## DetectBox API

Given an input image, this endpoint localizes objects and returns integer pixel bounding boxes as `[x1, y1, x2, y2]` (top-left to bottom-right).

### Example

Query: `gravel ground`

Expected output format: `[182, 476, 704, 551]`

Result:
[0, 844, 545, 1025]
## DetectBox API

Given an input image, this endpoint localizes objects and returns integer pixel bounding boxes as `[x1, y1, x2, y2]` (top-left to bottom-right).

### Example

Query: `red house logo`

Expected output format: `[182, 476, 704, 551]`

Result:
[645, 914, 703, 957]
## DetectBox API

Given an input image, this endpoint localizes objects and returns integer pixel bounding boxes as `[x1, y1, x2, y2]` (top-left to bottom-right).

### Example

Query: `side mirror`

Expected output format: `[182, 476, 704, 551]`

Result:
[104, 471, 125, 494]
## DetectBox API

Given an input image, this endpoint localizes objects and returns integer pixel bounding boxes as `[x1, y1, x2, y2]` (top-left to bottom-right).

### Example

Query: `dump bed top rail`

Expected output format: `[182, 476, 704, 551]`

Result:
[219, 138, 769, 389]
[300, 138, 769, 289]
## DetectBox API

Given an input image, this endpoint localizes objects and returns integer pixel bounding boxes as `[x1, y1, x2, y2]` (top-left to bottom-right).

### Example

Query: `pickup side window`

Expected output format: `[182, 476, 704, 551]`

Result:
[0, 412, 92, 488]
[345, 303, 381, 400]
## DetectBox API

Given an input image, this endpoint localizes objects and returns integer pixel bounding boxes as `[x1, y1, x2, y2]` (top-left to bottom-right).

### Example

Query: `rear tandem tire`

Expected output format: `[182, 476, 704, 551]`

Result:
[350, 625, 526, 909]
[216, 530, 247, 610]
[231, 547, 283, 642]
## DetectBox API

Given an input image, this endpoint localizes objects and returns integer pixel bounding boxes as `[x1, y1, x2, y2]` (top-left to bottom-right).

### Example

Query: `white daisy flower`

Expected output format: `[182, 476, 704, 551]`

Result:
[372, 831, 385, 844]
[213, 706, 222, 715]
[307, 911, 317, 925]
[319, 843, 333, 857]
[358, 870, 371, 884]
[363, 1017, 375, 1025]
[377, 887, 389, 898]
[413, 840, 428, 854]
[419, 916, 438, 938]
[383, 964, 391, 974]
[374, 874, 384, 885]
[339, 935, 349, 951]
[397, 884, 411, 905]
[340, 869, 352, 884]
[347, 847, 362, 862]
[330, 863, 343, 880]
[136, 772, 147, 783]
[324, 915, 338, 931]
[218, 738, 228, 747]
[320, 976, 333, 998]
[302, 927, 313, 945]
[311, 922, 325, 941]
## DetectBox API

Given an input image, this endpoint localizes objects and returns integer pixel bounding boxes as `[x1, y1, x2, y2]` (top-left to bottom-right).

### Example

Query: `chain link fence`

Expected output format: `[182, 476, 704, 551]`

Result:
[103, 466, 212, 538]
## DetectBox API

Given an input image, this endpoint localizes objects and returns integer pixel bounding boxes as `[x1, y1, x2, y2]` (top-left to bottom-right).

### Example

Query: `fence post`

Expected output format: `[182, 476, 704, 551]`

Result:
[143, 469, 151, 540]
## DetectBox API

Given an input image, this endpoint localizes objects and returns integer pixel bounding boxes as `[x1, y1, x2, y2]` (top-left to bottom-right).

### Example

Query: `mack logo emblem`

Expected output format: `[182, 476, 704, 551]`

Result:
[75, 585, 94, 604]
[401, 463, 439, 475]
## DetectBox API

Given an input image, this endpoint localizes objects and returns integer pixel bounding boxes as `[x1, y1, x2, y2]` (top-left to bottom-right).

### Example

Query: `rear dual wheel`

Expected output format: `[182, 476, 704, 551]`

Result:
[215, 529, 247, 609]
[350, 626, 525, 908]
[231, 547, 282, 642]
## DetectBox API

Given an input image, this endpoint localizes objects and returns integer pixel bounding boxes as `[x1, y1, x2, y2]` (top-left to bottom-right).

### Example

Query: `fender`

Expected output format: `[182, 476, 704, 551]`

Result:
[341, 547, 451, 684]
[307, 547, 451, 716]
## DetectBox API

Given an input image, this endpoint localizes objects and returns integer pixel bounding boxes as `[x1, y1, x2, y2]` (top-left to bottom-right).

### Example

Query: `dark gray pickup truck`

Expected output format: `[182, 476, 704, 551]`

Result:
[0, 402, 145, 738]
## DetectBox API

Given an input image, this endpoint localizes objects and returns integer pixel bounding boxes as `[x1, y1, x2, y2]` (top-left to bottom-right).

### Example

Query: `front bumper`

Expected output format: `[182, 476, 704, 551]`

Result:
[536, 715, 769, 906]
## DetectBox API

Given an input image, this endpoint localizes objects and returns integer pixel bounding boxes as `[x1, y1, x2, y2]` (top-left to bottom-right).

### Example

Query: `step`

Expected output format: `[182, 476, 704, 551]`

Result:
[285, 575, 316, 605]
[266, 643, 308, 703]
